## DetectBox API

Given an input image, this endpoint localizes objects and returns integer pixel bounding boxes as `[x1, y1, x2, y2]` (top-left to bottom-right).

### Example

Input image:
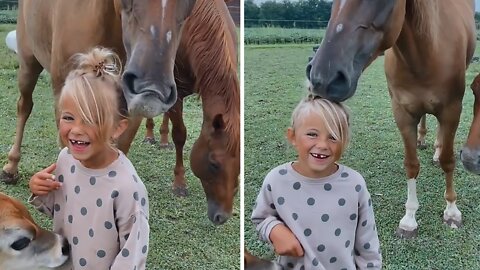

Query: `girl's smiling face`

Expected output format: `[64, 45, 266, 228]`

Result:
[58, 95, 118, 169]
[287, 112, 342, 178]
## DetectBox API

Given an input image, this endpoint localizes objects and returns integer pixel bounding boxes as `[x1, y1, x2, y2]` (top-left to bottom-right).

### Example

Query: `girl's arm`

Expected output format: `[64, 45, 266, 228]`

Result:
[354, 186, 382, 269]
[251, 178, 283, 244]
[28, 163, 59, 218]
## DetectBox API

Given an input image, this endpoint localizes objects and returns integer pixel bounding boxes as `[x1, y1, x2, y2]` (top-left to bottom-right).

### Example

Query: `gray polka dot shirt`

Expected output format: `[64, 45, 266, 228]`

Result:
[30, 148, 149, 270]
[251, 162, 382, 270]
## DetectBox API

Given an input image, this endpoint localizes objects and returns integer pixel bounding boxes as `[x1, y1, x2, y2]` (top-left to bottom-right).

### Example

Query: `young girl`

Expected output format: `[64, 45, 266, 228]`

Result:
[28, 47, 149, 270]
[251, 95, 382, 270]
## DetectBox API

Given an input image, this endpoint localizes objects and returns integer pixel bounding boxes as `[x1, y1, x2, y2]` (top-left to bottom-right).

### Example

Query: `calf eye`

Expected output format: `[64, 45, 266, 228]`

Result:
[11, 237, 31, 251]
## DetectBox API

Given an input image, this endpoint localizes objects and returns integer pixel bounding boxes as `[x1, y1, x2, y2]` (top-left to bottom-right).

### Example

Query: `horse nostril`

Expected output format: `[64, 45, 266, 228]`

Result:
[213, 213, 228, 225]
[306, 63, 313, 81]
[122, 71, 137, 94]
[326, 70, 349, 102]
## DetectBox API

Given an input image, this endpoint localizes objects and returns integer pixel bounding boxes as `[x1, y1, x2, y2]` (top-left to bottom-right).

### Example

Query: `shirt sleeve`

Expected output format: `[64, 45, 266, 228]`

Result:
[110, 210, 149, 270]
[251, 173, 283, 244]
[354, 184, 382, 269]
[28, 193, 55, 219]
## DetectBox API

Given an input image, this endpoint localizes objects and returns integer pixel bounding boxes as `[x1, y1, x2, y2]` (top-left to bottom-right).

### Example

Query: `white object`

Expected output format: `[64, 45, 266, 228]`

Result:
[5, 30, 17, 53]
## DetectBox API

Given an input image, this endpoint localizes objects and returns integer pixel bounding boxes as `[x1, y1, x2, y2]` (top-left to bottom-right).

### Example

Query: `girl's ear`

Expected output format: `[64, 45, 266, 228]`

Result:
[112, 119, 129, 140]
[287, 127, 296, 146]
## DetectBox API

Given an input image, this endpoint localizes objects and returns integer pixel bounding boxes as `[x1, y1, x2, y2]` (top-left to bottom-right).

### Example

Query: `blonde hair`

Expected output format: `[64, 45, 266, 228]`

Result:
[291, 95, 351, 153]
[59, 47, 127, 146]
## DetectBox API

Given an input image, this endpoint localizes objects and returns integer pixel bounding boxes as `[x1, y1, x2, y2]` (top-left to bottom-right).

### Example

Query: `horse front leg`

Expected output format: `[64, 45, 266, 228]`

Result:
[168, 100, 188, 197]
[438, 102, 462, 228]
[117, 115, 143, 154]
[1, 56, 43, 184]
[143, 118, 156, 144]
[393, 105, 421, 239]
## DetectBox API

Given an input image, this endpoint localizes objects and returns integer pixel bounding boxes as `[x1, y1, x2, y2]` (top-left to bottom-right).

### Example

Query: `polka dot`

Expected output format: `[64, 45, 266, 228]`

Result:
[133, 192, 139, 201]
[317, 244, 325, 252]
[300, 266, 305, 270]
[277, 197, 285, 205]
[279, 169, 287, 175]
[68, 215, 73, 223]
[362, 220, 368, 227]
[79, 258, 86, 266]
[368, 198, 372, 206]
[54, 204, 60, 212]
[111, 190, 119, 198]
[142, 245, 147, 254]
[345, 240, 351, 248]
[307, 198, 315, 205]
[58, 175, 64, 183]
[141, 198, 146, 206]
[364, 243, 371, 249]
[124, 234, 130, 241]
[335, 228, 341, 236]
[75, 186, 80, 194]
[355, 184, 362, 192]
[89, 229, 94, 237]
[287, 262, 294, 268]
[97, 250, 106, 258]
[267, 184, 272, 191]
[324, 183, 332, 191]
[73, 237, 78, 245]
[89, 177, 96, 185]
[321, 214, 329, 222]
[70, 165, 75, 173]
[350, 213, 357, 220]
[270, 203, 276, 210]
[338, 198, 346, 206]
[133, 175, 138, 182]
[96, 199, 102, 207]
[304, 228, 312, 236]
[367, 262, 374, 268]
[81, 207, 87, 216]
[355, 249, 360, 256]
[108, 171, 117, 177]
[122, 248, 130, 257]
[312, 258, 319, 266]
[105, 221, 113, 229]
[292, 213, 298, 220]
[330, 257, 337, 263]
[293, 182, 301, 190]
[341, 172, 349, 178]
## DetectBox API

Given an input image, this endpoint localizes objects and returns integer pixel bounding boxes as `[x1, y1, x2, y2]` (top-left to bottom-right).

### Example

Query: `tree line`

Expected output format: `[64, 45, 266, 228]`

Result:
[0, 0, 17, 10]
[245, 0, 332, 28]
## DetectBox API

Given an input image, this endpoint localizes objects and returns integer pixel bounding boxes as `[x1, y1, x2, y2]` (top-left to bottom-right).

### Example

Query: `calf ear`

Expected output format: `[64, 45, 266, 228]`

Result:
[212, 114, 225, 133]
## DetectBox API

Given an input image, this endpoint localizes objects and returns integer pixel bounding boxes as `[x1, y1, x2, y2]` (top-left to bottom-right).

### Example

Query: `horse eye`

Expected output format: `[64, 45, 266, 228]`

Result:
[11, 237, 31, 251]
[208, 161, 221, 173]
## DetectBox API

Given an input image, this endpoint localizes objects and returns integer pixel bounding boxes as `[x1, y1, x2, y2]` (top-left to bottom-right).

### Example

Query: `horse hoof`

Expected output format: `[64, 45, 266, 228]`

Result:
[432, 159, 440, 166]
[143, 137, 156, 144]
[416, 143, 427, 150]
[443, 218, 462, 229]
[395, 227, 418, 239]
[159, 143, 174, 150]
[0, 171, 19, 185]
[172, 186, 189, 197]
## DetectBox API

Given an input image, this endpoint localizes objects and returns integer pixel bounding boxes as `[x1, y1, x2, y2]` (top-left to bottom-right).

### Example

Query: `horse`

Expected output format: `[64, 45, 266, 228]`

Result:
[460, 73, 480, 174]
[159, 0, 239, 225]
[306, 0, 476, 238]
[1, 0, 238, 225]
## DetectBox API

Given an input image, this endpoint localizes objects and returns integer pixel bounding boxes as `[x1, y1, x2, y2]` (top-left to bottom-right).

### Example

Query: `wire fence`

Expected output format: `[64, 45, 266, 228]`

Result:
[245, 19, 329, 29]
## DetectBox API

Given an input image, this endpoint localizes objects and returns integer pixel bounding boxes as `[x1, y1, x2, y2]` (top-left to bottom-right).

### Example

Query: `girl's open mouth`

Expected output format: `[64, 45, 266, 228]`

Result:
[311, 153, 329, 159]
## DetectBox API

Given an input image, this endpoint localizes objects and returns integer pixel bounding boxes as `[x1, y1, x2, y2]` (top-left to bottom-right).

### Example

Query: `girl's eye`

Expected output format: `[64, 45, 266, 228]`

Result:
[61, 115, 74, 121]
[307, 132, 317, 137]
[329, 135, 338, 141]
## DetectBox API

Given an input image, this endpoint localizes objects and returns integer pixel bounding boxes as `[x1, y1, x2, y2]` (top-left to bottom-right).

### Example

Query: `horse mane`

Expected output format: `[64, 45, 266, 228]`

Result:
[184, 0, 240, 153]
[411, 0, 440, 48]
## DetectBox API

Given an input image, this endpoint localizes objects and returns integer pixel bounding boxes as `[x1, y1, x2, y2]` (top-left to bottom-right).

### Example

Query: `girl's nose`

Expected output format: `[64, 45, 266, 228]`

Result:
[315, 138, 328, 148]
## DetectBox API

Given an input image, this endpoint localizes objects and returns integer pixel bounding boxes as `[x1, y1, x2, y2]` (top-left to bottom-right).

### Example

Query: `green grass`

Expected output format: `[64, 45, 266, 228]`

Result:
[244, 44, 480, 269]
[0, 24, 240, 270]
[244, 27, 325, 45]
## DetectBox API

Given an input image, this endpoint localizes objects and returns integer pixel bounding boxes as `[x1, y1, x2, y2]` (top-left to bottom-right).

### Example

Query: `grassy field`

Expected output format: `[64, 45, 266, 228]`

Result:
[0, 24, 240, 269]
[244, 27, 325, 45]
[244, 44, 480, 269]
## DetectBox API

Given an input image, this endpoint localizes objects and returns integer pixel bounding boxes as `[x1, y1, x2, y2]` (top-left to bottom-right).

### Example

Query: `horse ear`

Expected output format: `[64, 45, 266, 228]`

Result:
[212, 114, 225, 132]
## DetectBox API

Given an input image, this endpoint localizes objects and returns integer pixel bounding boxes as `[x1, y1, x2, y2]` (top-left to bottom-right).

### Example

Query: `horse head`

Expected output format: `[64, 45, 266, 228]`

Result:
[306, 0, 406, 102]
[190, 114, 240, 225]
[115, 0, 197, 118]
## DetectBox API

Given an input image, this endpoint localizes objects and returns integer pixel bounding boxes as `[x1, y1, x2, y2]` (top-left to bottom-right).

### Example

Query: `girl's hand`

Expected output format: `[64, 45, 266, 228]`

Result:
[29, 163, 61, 196]
[269, 224, 304, 257]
